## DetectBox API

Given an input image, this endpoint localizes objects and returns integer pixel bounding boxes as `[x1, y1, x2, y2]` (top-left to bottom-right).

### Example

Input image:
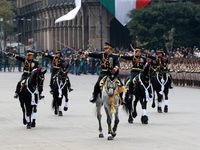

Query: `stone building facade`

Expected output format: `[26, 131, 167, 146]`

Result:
[16, 0, 131, 51]
[16, 0, 199, 51]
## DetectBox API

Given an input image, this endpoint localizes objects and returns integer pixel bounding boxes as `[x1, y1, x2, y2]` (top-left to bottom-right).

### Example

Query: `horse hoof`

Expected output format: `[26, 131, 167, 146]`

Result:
[141, 115, 148, 124]
[152, 103, 155, 108]
[99, 133, 104, 138]
[54, 110, 58, 115]
[157, 107, 162, 113]
[132, 111, 137, 118]
[64, 107, 68, 111]
[23, 119, 27, 125]
[112, 132, 116, 138]
[128, 119, 133, 124]
[107, 136, 113, 140]
[31, 122, 36, 127]
[59, 111, 63, 116]
[164, 105, 168, 113]
[27, 123, 31, 129]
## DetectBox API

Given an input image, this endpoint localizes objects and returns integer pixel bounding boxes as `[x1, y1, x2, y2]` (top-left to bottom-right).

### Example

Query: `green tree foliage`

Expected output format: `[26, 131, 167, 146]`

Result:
[0, 0, 15, 35]
[127, 1, 200, 50]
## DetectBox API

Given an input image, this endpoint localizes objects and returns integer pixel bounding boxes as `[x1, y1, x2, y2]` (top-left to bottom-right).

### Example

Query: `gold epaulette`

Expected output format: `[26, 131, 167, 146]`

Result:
[14, 54, 19, 58]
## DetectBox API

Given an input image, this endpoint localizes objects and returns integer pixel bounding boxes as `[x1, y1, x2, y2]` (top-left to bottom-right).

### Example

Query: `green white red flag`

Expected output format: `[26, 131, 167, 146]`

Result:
[99, 0, 151, 26]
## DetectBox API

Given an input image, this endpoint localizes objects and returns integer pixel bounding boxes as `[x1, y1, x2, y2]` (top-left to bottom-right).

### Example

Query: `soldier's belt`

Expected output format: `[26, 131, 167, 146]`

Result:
[102, 69, 108, 71]
[24, 70, 30, 74]
[132, 68, 142, 71]
[53, 66, 61, 69]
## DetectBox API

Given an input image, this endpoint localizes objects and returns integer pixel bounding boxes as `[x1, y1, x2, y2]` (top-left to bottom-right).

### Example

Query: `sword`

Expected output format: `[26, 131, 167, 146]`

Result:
[53, 38, 75, 50]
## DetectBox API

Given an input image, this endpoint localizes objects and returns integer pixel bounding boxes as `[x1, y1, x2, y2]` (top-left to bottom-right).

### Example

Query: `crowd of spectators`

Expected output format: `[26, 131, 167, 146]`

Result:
[0, 45, 199, 74]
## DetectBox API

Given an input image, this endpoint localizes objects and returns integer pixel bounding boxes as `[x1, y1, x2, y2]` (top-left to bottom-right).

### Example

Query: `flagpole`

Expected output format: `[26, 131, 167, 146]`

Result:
[100, 0, 102, 51]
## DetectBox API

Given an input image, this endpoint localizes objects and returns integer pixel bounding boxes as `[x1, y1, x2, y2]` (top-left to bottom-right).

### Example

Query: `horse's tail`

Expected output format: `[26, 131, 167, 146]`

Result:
[122, 90, 133, 114]
[52, 97, 56, 110]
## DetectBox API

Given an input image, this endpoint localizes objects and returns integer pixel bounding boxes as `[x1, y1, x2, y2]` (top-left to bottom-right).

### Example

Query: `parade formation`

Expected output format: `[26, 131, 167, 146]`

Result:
[4, 42, 176, 141]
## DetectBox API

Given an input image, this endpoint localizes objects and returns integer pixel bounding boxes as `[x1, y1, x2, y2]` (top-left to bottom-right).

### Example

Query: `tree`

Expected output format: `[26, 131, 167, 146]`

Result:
[0, 0, 15, 47]
[127, 1, 200, 50]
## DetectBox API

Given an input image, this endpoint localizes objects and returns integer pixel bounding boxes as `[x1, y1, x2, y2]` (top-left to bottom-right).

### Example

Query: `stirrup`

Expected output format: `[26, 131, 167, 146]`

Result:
[68, 88, 73, 92]
[14, 93, 19, 98]
[89, 97, 97, 103]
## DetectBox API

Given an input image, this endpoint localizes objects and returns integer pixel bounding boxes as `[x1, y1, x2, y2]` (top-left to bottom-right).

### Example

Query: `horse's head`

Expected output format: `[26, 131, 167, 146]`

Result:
[58, 63, 69, 80]
[30, 68, 47, 90]
[159, 59, 168, 74]
[105, 71, 120, 97]
[141, 60, 154, 81]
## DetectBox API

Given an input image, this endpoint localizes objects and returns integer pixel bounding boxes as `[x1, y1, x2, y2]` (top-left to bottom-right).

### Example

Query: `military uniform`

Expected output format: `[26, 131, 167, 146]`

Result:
[120, 48, 147, 95]
[11, 50, 39, 98]
[85, 43, 123, 103]
[43, 50, 73, 93]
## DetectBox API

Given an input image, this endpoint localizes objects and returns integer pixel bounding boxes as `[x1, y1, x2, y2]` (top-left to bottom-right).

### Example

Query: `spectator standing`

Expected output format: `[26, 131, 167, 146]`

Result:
[0, 52, 2, 71]
[3, 53, 10, 72]
[83, 56, 88, 74]
[95, 58, 100, 75]
[75, 55, 80, 75]
[70, 55, 75, 74]
[91, 58, 95, 75]
[36, 53, 42, 68]
[9, 56, 16, 72]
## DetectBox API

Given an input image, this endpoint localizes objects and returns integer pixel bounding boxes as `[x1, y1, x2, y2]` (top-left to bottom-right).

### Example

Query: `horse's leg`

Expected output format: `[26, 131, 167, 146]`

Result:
[26, 104, 32, 129]
[112, 107, 119, 138]
[104, 105, 113, 140]
[132, 96, 138, 119]
[125, 91, 133, 123]
[152, 89, 156, 108]
[63, 89, 68, 111]
[19, 98, 27, 125]
[96, 96, 104, 138]
[58, 96, 63, 116]
[31, 105, 37, 127]
[156, 90, 163, 113]
[164, 88, 169, 113]
[53, 93, 58, 115]
[141, 99, 148, 124]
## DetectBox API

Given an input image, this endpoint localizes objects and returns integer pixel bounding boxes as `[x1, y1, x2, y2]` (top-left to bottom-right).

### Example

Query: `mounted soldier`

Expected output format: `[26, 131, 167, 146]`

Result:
[79, 42, 124, 104]
[119, 47, 147, 97]
[148, 50, 173, 89]
[7, 50, 44, 99]
[43, 50, 73, 94]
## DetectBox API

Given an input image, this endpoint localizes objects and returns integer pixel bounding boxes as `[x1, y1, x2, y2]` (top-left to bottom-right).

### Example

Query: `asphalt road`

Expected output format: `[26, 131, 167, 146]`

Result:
[0, 70, 199, 150]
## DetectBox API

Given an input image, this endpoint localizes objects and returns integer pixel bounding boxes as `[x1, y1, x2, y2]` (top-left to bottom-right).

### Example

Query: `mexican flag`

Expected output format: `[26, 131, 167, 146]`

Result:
[99, 0, 151, 26]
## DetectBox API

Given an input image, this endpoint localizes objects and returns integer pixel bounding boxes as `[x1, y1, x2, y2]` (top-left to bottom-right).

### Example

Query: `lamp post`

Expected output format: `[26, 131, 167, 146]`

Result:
[0, 18, 3, 51]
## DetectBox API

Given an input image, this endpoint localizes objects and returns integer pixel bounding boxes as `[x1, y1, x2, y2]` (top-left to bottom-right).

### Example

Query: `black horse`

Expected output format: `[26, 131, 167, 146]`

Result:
[52, 63, 70, 116]
[123, 61, 154, 124]
[152, 59, 171, 113]
[19, 68, 47, 129]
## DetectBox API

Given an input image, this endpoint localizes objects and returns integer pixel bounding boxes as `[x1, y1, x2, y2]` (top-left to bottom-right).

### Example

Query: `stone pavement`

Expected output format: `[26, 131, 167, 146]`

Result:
[0, 70, 199, 150]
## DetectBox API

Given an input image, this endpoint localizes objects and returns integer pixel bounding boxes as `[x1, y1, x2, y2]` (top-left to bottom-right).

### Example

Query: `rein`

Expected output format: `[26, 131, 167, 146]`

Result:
[156, 72, 168, 95]
[26, 77, 40, 106]
[139, 74, 153, 102]
[57, 76, 66, 98]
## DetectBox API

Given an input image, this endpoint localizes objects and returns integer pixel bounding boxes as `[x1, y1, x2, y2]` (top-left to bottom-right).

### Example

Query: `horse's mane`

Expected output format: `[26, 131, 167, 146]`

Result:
[30, 69, 39, 83]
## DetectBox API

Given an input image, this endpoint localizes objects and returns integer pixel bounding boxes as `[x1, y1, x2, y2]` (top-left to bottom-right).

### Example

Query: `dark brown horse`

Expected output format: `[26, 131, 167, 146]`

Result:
[123, 61, 154, 124]
[19, 68, 47, 129]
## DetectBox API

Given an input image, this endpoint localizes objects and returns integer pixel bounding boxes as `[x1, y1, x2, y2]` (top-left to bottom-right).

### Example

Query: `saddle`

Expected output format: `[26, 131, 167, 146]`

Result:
[19, 79, 26, 92]
[125, 76, 138, 93]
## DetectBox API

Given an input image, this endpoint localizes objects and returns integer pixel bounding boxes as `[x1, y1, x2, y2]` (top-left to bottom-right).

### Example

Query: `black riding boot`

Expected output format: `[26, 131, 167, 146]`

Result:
[169, 79, 173, 89]
[14, 82, 20, 98]
[119, 92, 126, 105]
[67, 78, 73, 92]
[90, 83, 100, 103]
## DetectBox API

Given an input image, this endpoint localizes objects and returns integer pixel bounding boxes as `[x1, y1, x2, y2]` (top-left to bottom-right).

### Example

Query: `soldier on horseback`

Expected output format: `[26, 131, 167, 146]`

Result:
[79, 42, 124, 104]
[43, 50, 73, 94]
[119, 47, 147, 97]
[7, 50, 44, 99]
[148, 50, 173, 89]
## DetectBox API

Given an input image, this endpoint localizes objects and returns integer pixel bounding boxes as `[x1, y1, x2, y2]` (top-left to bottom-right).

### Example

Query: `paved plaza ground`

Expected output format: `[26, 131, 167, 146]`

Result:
[0, 70, 199, 150]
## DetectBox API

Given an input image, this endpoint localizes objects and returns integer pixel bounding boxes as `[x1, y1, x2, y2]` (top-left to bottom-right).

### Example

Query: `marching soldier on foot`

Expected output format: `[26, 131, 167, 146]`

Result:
[43, 50, 73, 94]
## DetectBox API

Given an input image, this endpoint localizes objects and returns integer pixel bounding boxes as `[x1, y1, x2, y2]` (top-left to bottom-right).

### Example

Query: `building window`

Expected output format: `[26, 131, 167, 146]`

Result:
[38, 2, 40, 9]
[52, 0, 55, 5]
[48, 0, 51, 6]
[65, 0, 67, 3]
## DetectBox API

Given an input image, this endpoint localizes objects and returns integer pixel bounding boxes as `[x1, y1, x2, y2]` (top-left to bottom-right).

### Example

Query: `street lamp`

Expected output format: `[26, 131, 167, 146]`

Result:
[0, 18, 3, 51]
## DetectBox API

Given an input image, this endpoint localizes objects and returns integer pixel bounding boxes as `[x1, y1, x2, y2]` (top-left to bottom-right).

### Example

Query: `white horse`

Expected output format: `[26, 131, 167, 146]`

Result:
[96, 75, 125, 140]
